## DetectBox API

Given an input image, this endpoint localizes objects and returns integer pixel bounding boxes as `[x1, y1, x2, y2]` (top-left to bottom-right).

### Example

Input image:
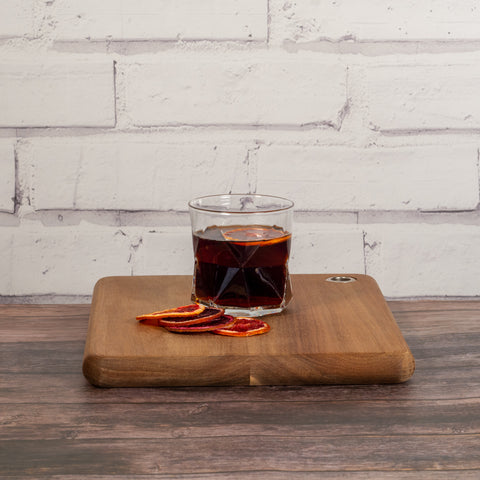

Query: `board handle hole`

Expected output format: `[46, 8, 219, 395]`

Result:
[326, 276, 357, 283]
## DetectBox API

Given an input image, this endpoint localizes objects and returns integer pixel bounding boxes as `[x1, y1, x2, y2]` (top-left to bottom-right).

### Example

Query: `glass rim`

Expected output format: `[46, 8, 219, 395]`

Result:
[188, 194, 294, 214]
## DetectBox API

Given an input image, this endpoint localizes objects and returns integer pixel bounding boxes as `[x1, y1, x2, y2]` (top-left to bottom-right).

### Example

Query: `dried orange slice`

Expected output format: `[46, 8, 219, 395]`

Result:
[157, 307, 224, 327]
[212, 317, 271, 337]
[136, 303, 206, 322]
[222, 226, 290, 246]
[165, 315, 235, 333]
[137, 306, 224, 328]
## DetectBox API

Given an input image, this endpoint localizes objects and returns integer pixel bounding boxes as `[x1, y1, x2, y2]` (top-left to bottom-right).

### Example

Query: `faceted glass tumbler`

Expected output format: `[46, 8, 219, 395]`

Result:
[188, 194, 294, 317]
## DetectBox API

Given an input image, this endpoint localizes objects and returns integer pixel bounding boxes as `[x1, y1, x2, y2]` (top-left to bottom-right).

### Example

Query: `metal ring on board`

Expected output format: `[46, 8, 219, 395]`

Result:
[326, 276, 357, 283]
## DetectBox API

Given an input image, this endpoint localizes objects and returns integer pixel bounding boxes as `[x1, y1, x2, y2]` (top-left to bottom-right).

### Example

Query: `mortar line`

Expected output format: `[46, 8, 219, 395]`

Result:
[7, 209, 480, 226]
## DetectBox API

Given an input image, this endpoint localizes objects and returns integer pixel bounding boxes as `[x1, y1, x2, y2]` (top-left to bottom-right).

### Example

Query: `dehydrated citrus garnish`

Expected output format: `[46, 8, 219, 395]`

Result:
[165, 315, 235, 333]
[156, 307, 224, 327]
[137, 304, 271, 337]
[136, 303, 206, 322]
[212, 317, 271, 337]
[222, 226, 290, 246]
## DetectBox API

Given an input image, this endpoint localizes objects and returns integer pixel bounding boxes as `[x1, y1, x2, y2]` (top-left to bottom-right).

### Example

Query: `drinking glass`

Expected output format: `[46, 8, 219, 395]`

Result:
[188, 194, 294, 317]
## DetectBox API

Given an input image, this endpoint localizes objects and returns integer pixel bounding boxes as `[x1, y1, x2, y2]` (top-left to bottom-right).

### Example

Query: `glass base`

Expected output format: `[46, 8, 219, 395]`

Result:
[193, 297, 286, 317]
[223, 305, 285, 318]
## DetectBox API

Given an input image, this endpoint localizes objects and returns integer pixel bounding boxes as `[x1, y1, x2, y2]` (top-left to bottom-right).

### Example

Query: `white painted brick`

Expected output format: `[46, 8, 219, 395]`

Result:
[290, 224, 364, 274]
[255, 144, 479, 211]
[0, 0, 34, 38]
[53, 0, 267, 41]
[0, 62, 115, 128]
[29, 138, 249, 210]
[133, 227, 194, 277]
[270, 0, 480, 44]
[365, 224, 480, 297]
[5, 225, 134, 295]
[0, 141, 15, 213]
[364, 64, 480, 131]
[0, 229, 13, 294]
[126, 55, 347, 126]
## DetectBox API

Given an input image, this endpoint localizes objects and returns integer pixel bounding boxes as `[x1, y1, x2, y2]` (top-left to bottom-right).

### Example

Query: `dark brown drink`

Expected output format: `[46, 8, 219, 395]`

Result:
[192, 225, 292, 309]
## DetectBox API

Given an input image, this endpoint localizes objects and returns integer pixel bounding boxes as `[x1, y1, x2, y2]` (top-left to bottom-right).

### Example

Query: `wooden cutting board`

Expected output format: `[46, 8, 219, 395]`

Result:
[83, 274, 415, 387]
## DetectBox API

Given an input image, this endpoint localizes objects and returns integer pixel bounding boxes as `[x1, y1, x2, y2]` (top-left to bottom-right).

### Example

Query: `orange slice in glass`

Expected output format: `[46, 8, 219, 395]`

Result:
[212, 317, 271, 337]
[222, 226, 290, 246]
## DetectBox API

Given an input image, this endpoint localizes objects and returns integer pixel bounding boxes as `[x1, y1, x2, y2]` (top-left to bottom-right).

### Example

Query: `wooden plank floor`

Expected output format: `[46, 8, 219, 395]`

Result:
[1, 301, 479, 478]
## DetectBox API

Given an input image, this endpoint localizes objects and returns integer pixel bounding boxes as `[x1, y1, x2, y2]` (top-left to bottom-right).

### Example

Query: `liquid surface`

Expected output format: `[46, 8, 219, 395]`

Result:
[192, 225, 292, 309]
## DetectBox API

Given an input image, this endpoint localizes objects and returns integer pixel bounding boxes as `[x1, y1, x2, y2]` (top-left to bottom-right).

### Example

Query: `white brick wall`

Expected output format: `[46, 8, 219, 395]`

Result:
[0, 0, 34, 39]
[0, 224, 134, 295]
[28, 138, 249, 210]
[1, 1, 480, 300]
[126, 55, 346, 126]
[364, 65, 480, 131]
[52, 0, 267, 41]
[255, 144, 479, 211]
[0, 62, 115, 127]
[0, 141, 16, 213]
[269, 0, 480, 43]
[365, 224, 480, 297]
[133, 227, 193, 276]
[0, 229, 13, 293]
[290, 224, 365, 274]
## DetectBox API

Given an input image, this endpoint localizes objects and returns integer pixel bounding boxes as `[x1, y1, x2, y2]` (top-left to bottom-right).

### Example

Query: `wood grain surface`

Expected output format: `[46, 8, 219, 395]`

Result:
[83, 274, 415, 386]
[0, 300, 479, 478]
